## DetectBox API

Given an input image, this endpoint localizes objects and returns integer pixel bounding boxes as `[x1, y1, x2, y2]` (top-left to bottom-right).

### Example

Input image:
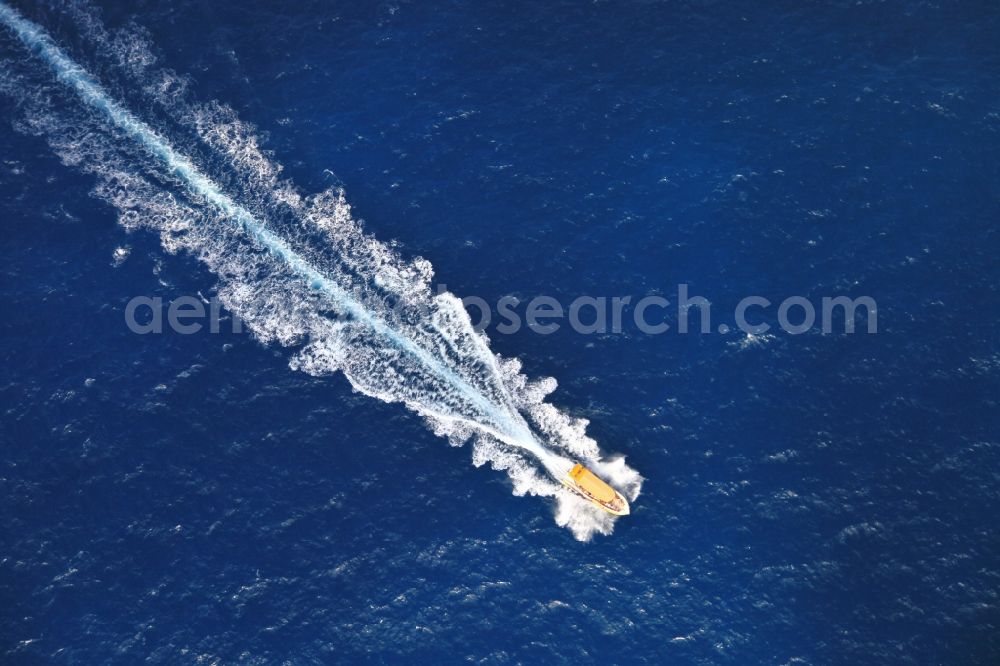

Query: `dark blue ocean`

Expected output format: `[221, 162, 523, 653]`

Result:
[2, 1, 999, 663]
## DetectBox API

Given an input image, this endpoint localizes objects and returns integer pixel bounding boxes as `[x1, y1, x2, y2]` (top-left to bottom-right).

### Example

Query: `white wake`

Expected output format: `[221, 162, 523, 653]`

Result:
[0, 1, 642, 539]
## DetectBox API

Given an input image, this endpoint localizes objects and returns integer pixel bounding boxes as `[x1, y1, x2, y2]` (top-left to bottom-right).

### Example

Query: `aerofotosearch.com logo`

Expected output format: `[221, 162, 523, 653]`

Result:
[124, 285, 877, 337]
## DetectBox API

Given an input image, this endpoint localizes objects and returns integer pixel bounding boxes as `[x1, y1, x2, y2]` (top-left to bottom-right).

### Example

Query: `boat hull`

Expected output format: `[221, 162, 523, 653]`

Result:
[560, 462, 630, 516]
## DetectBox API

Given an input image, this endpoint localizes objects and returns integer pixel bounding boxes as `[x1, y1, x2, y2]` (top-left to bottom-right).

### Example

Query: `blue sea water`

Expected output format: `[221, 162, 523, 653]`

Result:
[1, 0, 999, 663]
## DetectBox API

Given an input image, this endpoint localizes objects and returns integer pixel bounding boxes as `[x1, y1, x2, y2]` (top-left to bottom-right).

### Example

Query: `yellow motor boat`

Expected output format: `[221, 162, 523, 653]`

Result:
[561, 463, 630, 516]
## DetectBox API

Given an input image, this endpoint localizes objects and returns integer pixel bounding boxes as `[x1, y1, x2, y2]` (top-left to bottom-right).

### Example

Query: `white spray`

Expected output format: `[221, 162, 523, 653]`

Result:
[0, 1, 639, 538]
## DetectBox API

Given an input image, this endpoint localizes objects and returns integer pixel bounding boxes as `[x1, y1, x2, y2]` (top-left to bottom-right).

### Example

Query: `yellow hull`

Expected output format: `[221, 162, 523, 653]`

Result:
[560, 463, 630, 516]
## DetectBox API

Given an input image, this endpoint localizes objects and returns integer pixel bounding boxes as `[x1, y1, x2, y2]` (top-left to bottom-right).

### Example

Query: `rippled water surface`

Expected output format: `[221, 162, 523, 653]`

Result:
[1, 1, 998, 663]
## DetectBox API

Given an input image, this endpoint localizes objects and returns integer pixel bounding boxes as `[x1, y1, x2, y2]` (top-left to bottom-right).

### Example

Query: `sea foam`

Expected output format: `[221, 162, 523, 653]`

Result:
[0, 0, 641, 539]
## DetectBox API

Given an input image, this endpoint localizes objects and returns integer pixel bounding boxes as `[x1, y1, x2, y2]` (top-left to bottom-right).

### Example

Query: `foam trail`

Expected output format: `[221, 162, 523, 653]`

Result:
[0, 2, 641, 537]
[0, 2, 563, 463]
